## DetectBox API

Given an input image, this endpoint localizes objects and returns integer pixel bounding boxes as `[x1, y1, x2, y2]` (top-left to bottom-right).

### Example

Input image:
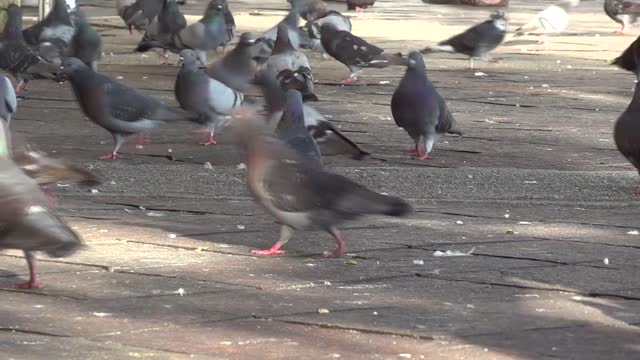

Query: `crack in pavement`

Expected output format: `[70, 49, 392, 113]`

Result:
[0, 327, 70, 337]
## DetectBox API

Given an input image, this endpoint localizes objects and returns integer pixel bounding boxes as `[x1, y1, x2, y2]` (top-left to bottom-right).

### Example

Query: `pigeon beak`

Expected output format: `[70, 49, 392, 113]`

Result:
[177, 57, 184, 65]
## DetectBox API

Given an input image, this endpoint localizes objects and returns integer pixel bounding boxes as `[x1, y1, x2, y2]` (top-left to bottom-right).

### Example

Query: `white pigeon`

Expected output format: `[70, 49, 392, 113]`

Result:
[514, 0, 580, 38]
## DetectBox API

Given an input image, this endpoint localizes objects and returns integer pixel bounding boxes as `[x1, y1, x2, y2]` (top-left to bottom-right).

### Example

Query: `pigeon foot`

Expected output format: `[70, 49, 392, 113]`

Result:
[15, 279, 43, 289]
[340, 77, 357, 84]
[251, 248, 285, 256]
[99, 152, 123, 160]
[201, 136, 217, 146]
[15, 82, 27, 93]
[406, 148, 420, 156]
[417, 153, 433, 160]
[322, 249, 343, 258]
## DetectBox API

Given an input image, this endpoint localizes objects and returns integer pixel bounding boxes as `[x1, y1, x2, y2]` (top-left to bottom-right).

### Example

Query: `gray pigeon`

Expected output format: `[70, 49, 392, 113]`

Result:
[118, 0, 162, 34]
[135, 0, 227, 65]
[302, 10, 351, 57]
[289, 0, 328, 22]
[262, 6, 312, 49]
[134, 0, 185, 64]
[206, 32, 259, 92]
[22, 0, 75, 49]
[61, 57, 194, 159]
[391, 52, 461, 160]
[318, 23, 406, 83]
[67, 8, 102, 71]
[0, 123, 83, 289]
[258, 70, 369, 160]
[420, 11, 507, 69]
[0, 76, 17, 125]
[605, 0, 640, 33]
[275, 90, 322, 166]
[612, 34, 640, 80]
[614, 62, 640, 194]
[267, 24, 317, 102]
[232, 114, 412, 257]
[175, 49, 244, 145]
[158, 0, 187, 35]
[0, 5, 63, 93]
[220, 0, 236, 51]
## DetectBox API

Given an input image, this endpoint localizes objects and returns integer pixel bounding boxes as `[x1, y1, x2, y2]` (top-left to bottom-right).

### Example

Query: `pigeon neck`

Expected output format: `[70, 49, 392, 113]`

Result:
[263, 79, 287, 114]
[3, 10, 23, 38]
[273, 29, 294, 54]
[282, 9, 300, 29]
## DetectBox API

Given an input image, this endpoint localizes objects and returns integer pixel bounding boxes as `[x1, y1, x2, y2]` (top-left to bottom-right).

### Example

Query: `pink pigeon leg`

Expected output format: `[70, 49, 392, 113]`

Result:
[15, 252, 44, 289]
[251, 225, 293, 256]
[99, 152, 124, 160]
[323, 227, 346, 258]
[201, 133, 217, 146]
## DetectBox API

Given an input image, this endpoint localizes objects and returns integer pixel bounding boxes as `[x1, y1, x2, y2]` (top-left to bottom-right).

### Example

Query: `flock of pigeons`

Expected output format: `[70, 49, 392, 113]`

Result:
[1, 0, 640, 290]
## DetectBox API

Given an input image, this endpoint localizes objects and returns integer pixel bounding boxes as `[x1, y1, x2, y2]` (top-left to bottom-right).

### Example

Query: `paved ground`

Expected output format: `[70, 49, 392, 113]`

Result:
[2, 0, 640, 359]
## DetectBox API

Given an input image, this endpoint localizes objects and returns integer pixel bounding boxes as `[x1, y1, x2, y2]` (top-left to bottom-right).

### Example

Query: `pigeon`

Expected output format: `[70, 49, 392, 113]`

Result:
[615, 80, 640, 195]
[135, 0, 227, 65]
[612, 35, 640, 79]
[267, 24, 317, 102]
[231, 111, 412, 257]
[158, 0, 187, 35]
[302, 10, 352, 57]
[258, 70, 370, 160]
[605, 0, 640, 33]
[175, 49, 244, 145]
[347, 0, 376, 13]
[420, 11, 507, 69]
[22, 0, 75, 49]
[118, 0, 162, 34]
[262, 6, 312, 50]
[67, 8, 102, 71]
[0, 123, 84, 289]
[0, 5, 63, 93]
[275, 90, 322, 166]
[0, 76, 17, 125]
[391, 52, 462, 160]
[318, 23, 406, 83]
[221, 0, 236, 51]
[206, 32, 259, 92]
[289, 0, 328, 22]
[60, 57, 194, 159]
[514, 0, 580, 40]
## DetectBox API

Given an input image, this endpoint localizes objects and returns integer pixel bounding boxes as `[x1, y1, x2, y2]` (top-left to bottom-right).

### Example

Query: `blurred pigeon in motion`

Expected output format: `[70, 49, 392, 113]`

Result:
[175, 49, 244, 145]
[262, 6, 312, 49]
[158, 0, 187, 35]
[420, 11, 507, 69]
[0, 76, 17, 125]
[289, 0, 327, 22]
[61, 58, 194, 159]
[118, 0, 162, 34]
[391, 52, 462, 160]
[207, 32, 259, 92]
[231, 112, 412, 257]
[135, 0, 227, 65]
[258, 70, 370, 160]
[267, 24, 317, 102]
[514, 0, 580, 41]
[318, 23, 406, 83]
[347, 0, 375, 13]
[22, 0, 75, 49]
[302, 10, 351, 57]
[612, 35, 640, 79]
[605, 0, 640, 33]
[0, 123, 84, 289]
[67, 9, 102, 71]
[275, 90, 322, 165]
[0, 5, 63, 93]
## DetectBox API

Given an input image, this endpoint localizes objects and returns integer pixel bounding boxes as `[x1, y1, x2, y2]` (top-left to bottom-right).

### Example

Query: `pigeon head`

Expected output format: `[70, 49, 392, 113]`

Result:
[60, 58, 89, 75]
[239, 32, 254, 45]
[178, 49, 199, 69]
[205, 0, 224, 12]
[407, 51, 426, 72]
[273, 24, 294, 53]
[490, 10, 508, 31]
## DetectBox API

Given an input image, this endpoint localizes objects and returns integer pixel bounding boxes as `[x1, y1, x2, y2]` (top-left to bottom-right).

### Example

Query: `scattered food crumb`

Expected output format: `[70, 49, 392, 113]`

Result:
[195, 247, 207, 252]
[413, 259, 424, 265]
[237, 163, 247, 170]
[318, 308, 330, 314]
[203, 162, 213, 169]
[506, 230, 515, 235]
[90, 189, 99, 193]
[398, 354, 412, 359]
[518, 221, 532, 225]
[455, 220, 464, 225]
[603, 258, 609, 265]
[237, 224, 245, 230]
[92, 312, 112, 317]
[433, 248, 474, 257]
[474, 71, 487, 77]
[168, 233, 177, 238]
[175, 288, 186, 296]
[379, 80, 390, 84]
[627, 230, 639, 235]
[344, 259, 358, 265]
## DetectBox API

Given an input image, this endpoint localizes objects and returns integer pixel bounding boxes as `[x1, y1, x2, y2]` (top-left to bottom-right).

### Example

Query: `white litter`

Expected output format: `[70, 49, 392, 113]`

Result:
[455, 220, 464, 225]
[318, 308, 330, 314]
[603, 258, 609, 265]
[90, 189, 99, 193]
[237, 224, 245, 230]
[237, 163, 247, 170]
[433, 247, 475, 257]
[518, 221, 532, 225]
[379, 80, 390, 84]
[203, 162, 213, 169]
[146, 212, 164, 217]
[168, 233, 177, 238]
[541, 84, 550, 88]
[92, 312, 112, 317]
[627, 230, 639, 235]
[413, 259, 424, 265]
[175, 288, 186, 296]
[504, 214, 510, 219]
[398, 354, 412, 359]
[474, 71, 487, 77]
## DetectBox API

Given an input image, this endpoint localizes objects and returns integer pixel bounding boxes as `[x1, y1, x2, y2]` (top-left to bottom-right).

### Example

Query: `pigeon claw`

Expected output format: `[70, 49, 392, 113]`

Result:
[99, 152, 123, 160]
[340, 77, 356, 84]
[251, 249, 285, 256]
[417, 153, 433, 160]
[200, 134, 217, 146]
[15, 280, 44, 289]
[322, 249, 344, 258]
[405, 148, 420, 156]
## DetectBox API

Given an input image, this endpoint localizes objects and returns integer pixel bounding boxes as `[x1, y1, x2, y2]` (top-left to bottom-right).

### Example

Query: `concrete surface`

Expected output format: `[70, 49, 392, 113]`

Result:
[2, 0, 640, 359]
